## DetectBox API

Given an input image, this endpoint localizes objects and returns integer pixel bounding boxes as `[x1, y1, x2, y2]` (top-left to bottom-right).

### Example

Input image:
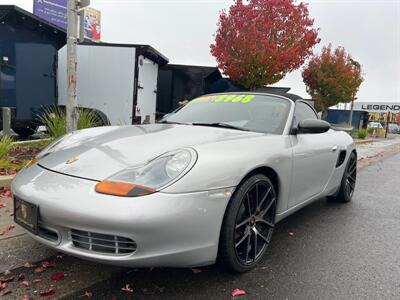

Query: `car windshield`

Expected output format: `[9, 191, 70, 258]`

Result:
[162, 94, 291, 134]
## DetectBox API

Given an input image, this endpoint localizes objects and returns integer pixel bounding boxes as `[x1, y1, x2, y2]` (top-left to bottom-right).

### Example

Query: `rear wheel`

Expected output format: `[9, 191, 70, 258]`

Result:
[219, 174, 277, 272]
[329, 152, 357, 203]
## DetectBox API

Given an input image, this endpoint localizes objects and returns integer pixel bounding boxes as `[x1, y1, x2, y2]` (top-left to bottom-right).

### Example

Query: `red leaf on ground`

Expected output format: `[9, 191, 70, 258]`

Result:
[0, 202, 6, 208]
[22, 295, 30, 300]
[7, 224, 15, 230]
[21, 281, 31, 287]
[39, 289, 56, 297]
[18, 273, 25, 281]
[191, 268, 202, 274]
[231, 288, 246, 297]
[121, 284, 134, 293]
[0, 231, 5, 236]
[50, 272, 64, 282]
[288, 231, 294, 236]
[0, 282, 7, 291]
[84, 291, 93, 298]
[33, 279, 42, 284]
[0, 190, 12, 198]
[11, 159, 22, 164]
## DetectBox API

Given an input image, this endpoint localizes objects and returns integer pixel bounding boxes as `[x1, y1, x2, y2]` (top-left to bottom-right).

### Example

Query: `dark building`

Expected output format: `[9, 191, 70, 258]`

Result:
[327, 109, 369, 129]
[156, 64, 222, 117]
[0, 5, 66, 136]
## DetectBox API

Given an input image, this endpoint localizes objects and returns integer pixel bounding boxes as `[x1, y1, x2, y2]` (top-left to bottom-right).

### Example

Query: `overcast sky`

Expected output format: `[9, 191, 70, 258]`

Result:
[2, 0, 400, 102]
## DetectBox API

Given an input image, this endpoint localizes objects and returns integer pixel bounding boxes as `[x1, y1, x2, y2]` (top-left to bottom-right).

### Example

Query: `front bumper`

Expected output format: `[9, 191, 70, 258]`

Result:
[12, 165, 232, 267]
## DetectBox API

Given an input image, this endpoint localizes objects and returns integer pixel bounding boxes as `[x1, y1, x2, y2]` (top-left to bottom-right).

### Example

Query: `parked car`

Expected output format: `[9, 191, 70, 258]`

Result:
[367, 121, 384, 129]
[12, 92, 357, 273]
[388, 123, 400, 134]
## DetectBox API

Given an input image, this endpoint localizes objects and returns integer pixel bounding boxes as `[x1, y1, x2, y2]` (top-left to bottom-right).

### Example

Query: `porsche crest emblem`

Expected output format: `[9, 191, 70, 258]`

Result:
[66, 157, 79, 164]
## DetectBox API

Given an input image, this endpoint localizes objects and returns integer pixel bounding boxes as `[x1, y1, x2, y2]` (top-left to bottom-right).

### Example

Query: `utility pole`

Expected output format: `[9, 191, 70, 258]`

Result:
[66, 0, 90, 132]
[348, 58, 361, 129]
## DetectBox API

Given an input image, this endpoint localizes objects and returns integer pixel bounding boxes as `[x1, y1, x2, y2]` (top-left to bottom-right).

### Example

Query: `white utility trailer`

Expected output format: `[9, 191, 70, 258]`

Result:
[58, 42, 168, 125]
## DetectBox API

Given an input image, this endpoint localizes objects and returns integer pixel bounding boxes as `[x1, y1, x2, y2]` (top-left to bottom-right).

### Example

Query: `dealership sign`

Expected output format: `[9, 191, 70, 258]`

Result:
[33, 0, 101, 41]
[33, 0, 68, 30]
[353, 102, 400, 113]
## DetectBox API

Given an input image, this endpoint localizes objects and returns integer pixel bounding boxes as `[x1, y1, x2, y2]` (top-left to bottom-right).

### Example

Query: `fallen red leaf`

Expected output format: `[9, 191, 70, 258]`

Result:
[0, 203, 6, 208]
[33, 279, 42, 284]
[0, 231, 5, 236]
[41, 261, 50, 268]
[39, 289, 56, 297]
[0, 282, 7, 291]
[50, 272, 64, 282]
[22, 295, 30, 300]
[191, 268, 202, 274]
[18, 273, 25, 281]
[231, 288, 246, 297]
[21, 281, 31, 287]
[7, 224, 15, 230]
[84, 291, 93, 298]
[0, 190, 12, 198]
[121, 284, 134, 293]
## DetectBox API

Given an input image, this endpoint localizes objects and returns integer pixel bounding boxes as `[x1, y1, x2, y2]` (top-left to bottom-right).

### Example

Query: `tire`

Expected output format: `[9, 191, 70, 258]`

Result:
[13, 126, 37, 138]
[329, 152, 357, 203]
[218, 174, 277, 273]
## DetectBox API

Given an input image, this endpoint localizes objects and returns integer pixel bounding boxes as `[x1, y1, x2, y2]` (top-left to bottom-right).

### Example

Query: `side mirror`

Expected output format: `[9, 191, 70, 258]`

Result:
[295, 119, 331, 134]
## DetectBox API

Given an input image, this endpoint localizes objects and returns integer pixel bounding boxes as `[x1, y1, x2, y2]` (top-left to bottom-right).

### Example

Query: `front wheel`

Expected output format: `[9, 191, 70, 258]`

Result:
[329, 152, 357, 203]
[218, 174, 277, 273]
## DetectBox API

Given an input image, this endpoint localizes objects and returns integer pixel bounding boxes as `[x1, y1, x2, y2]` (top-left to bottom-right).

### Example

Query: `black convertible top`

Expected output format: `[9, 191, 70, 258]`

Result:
[254, 87, 303, 101]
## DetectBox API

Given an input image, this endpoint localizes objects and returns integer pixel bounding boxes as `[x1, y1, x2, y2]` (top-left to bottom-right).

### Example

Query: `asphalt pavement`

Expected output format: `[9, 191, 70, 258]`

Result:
[67, 153, 400, 299]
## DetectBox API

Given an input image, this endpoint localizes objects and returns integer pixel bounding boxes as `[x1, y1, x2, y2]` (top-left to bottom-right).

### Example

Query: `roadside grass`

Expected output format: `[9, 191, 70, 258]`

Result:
[39, 106, 102, 138]
[0, 135, 14, 159]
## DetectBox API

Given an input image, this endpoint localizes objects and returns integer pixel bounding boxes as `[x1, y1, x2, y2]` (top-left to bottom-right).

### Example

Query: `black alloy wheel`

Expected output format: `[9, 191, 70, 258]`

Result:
[219, 174, 277, 272]
[329, 152, 357, 203]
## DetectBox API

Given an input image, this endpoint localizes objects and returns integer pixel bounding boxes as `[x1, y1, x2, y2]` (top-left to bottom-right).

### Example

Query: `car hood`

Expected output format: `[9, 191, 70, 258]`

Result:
[38, 124, 263, 181]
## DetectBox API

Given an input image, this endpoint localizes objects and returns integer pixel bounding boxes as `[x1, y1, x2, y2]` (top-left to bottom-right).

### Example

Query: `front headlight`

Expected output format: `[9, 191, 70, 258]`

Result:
[95, 148, 197, 197]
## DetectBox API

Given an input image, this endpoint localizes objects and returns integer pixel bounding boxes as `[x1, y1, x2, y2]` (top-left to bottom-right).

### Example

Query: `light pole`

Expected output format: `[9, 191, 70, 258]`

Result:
[66, 0, 90, 133]
[348, 58, 361, 128]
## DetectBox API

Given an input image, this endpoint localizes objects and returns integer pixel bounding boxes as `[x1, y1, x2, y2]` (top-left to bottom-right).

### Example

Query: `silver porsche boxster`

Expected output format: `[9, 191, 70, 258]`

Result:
[12, 92, 357, 272]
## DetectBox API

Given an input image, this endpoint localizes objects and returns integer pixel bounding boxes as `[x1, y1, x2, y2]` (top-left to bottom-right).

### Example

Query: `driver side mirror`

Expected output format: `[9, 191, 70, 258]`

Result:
[294, 119, 331, 134]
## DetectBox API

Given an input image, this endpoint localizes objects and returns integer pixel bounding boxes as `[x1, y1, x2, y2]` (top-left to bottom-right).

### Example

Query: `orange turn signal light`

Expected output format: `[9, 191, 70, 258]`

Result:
[95, 180, 156, 197]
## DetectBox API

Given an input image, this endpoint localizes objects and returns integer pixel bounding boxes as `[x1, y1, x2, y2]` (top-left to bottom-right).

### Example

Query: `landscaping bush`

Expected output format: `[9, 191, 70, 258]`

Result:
[0, 135, 14, 159]
[39, 106, 102, 138]
[357, 129, 368, 139]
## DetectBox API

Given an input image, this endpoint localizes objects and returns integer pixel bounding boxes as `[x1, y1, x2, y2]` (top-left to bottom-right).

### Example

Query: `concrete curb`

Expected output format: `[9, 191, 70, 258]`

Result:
[354, 139, 374, 145]
[0, 175, 14, 188]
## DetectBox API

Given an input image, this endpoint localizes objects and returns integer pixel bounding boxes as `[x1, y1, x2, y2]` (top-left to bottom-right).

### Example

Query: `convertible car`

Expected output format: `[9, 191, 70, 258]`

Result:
[12, 92, 357, 272]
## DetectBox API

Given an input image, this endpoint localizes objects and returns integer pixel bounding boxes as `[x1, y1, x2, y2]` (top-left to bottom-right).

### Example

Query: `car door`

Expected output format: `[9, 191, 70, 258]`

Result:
[289, 101, 338, 208]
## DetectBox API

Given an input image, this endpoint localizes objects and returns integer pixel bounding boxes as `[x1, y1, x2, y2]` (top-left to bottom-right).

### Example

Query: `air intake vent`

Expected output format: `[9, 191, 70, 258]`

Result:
[336, 150, 347, 167]
[38, 224, 59, 242]
[70, 229, 137, 255]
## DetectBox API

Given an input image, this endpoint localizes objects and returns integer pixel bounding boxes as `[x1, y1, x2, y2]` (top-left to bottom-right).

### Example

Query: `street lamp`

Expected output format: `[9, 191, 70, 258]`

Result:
[348, 58, 361, 128]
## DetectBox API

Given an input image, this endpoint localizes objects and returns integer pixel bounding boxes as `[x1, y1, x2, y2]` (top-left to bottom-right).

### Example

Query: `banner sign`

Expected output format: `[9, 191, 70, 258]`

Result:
[33, 0, 68, 30]
[83, 7, 101, 42]
[353, 102, 400, 113]
[33, 0, 101, 41]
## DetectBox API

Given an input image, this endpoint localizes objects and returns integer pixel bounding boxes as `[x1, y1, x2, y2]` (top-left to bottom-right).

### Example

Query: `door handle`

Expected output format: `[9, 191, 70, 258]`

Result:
[331, 146, 338, 152]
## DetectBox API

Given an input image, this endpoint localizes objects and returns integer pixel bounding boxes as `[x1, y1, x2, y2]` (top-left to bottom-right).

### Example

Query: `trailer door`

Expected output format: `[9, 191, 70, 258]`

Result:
[136, 56, 158, 123]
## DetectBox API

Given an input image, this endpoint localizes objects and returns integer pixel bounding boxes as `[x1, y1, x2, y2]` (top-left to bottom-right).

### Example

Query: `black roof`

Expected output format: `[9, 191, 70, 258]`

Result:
[0, 5, 66, 48]
[254, 87, 303, 101]
[79, 41, 169, 66]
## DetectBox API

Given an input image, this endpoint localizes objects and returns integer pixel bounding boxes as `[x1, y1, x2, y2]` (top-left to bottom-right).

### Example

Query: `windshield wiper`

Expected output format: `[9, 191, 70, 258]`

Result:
[191, 122, 250, 132]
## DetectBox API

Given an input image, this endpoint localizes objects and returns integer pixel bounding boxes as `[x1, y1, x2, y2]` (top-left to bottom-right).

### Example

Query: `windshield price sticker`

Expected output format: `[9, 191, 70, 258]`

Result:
[191, 95, 255, 104]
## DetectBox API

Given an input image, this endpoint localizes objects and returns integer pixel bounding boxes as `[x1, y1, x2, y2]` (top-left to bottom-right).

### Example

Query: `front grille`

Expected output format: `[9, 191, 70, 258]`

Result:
[70, 229, 137, 255]
[38, 223, 59, 242]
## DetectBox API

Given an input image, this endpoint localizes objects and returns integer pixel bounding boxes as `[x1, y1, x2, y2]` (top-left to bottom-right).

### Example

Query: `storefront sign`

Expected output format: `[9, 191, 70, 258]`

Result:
[354, 102, 400, 113]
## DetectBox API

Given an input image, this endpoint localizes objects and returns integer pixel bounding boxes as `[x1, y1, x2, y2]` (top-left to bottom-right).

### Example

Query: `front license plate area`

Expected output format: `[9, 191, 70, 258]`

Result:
[14, 197, 39, 234]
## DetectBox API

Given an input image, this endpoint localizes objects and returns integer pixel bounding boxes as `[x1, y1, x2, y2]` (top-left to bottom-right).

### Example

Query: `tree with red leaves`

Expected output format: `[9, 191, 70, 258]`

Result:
[210, 0, 320, 89]
[302, 44, 363, 117]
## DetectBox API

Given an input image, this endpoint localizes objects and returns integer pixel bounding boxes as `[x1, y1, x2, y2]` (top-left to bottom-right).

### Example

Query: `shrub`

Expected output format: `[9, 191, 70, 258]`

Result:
[39, 106, 101, 138]
[0, 135, 13, 159]
[357, 129, 368, 139]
